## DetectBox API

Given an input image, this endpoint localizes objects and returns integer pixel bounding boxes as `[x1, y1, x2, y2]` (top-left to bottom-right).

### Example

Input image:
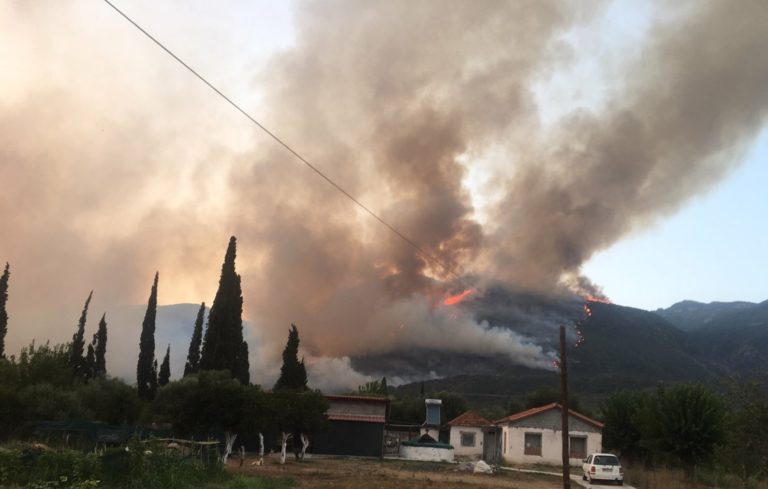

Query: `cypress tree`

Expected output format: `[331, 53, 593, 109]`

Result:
[85, 344, 96, 381]
[70, 291, 92, 379]
[274, 324, 307, 391]
[93, 313, 108, 377]
[0, 263, 9, 358]
[158, 344, 171, 386]
[149, 358, 158, 398]
[199, 237, 249, 384]
[183, 302, 205, 377]
[137, 272, 158, 400]
[237, 340, 249, 384]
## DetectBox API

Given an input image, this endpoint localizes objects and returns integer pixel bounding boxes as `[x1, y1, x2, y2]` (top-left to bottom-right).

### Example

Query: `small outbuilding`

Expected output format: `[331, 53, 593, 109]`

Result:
[398, 398, 455, 462]
[312, 395, 389, 458]
[399, 434, 455, 462]
[447, 410, 491, 461]
[495, 403, 603, 466]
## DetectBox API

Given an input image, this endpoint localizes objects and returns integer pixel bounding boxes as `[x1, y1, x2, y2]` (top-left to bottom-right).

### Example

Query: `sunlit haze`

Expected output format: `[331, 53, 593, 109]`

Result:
[1, 0, 766, 388]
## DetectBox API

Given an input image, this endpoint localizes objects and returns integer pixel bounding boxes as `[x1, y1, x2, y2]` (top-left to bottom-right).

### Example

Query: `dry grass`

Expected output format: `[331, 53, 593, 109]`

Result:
[229, 455, 565, 489]
[627, 467, 768, 489]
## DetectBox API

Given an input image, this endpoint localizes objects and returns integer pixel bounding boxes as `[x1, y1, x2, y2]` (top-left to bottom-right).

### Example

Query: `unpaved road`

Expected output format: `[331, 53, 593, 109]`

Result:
[499, 466, 634, 489]
[579, 479, 634, 489]
[231, 455, 566, 489]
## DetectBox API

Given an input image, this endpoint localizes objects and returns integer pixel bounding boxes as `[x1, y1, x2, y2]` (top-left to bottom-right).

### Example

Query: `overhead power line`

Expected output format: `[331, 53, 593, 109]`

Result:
[101, 0, 466, 284]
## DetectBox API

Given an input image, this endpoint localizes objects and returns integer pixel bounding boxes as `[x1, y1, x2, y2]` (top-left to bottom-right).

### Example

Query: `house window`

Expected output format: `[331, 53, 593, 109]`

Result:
[569, 436, 587, 459]
[460, 432, 476, 447]
[524, 433, 542, 456]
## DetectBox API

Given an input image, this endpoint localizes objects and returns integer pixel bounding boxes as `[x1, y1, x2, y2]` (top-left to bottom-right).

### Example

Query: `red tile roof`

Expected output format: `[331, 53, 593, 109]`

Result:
[327, 414, 386, 423]
[448, 410, 491, 427]
[494, 403, 604, 429]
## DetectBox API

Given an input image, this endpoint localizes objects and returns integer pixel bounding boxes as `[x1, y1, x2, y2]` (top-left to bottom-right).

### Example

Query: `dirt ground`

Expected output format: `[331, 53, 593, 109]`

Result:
[229, 455, 565, 489]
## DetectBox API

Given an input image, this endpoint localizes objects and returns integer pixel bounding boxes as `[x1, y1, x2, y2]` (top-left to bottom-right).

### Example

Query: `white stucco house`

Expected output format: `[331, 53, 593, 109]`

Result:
[447, 411, 491, 460]
[495, 403, 603, 466]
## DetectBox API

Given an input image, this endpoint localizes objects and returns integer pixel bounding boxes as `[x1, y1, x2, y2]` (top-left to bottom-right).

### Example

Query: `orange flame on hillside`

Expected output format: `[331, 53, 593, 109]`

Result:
[443, 289, 475, 306]
[584, 294, 612, 304]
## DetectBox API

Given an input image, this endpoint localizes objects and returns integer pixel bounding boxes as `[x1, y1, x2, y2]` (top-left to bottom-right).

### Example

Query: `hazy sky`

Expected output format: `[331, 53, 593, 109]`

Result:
[2, 0, 767, 386]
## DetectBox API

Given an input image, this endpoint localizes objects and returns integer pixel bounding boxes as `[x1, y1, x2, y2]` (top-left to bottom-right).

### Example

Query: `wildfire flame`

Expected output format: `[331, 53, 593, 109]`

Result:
[585, 294, 612, 304]
[443, 289, 475, 306]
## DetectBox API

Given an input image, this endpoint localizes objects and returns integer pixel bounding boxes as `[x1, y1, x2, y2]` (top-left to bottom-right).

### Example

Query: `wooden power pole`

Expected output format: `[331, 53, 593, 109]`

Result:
[560, 325, 571, 489]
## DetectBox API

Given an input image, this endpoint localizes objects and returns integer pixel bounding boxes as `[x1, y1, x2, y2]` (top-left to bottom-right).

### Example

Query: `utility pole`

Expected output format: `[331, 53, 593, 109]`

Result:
[560, 325, 571, 489]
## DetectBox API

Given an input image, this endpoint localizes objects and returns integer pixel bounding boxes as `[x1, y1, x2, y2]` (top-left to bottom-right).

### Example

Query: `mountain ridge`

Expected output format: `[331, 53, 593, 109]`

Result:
[126, 295, 768, 397]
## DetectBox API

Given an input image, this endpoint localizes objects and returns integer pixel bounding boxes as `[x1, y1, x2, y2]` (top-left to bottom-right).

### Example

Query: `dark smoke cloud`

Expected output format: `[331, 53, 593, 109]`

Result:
[1, 1, 766, 385]
[228, 0, 583, 360]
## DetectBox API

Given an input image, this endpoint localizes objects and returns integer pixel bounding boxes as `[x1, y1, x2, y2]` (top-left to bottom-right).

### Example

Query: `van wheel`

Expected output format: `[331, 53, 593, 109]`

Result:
[582, 474, 587, 481]
[617, 481, 623, 486]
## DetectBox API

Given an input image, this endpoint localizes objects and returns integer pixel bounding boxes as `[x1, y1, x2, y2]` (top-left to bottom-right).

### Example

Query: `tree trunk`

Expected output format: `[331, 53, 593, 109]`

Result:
[300, 433, 309, 460]
[280, 432, 293, 465]
[222, 431, 238, 464]
[258, 432, 265, 465]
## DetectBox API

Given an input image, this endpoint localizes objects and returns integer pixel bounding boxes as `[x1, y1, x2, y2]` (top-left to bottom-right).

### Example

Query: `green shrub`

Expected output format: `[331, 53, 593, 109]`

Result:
[0, 386, 24, 440]
[19, 383, 85, 421]
[77, 378, 142, 425]
[99, 438, 226, 489]
[0, 446, 100, 487]
[33, 449, 101, 485]
[0, 447, 25, 485]
[0, 441, 231, 489]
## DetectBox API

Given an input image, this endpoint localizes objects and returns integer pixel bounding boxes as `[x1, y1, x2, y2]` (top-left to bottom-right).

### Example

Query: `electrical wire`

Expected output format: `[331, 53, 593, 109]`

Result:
[101, 0, 468, 285]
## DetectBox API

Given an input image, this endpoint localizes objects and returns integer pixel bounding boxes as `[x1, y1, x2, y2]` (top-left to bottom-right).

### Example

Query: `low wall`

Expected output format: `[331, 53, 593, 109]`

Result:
[399, 443, 454, 462]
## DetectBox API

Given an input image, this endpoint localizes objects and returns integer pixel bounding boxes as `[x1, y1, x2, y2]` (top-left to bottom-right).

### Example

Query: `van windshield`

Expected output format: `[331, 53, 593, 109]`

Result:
[594, 455, 619, 466]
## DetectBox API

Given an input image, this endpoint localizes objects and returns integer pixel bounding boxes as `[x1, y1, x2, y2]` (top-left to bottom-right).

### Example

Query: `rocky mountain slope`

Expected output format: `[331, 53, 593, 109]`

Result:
[658, 299, 768, 378]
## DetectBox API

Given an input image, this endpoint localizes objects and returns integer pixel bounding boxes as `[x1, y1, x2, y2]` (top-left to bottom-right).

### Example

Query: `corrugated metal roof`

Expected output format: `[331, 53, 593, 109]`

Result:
[327, 414, 386, 423]
[494, 402, 604, 429]
[447, 410, 491, 427]
[325, 395, 389, 404]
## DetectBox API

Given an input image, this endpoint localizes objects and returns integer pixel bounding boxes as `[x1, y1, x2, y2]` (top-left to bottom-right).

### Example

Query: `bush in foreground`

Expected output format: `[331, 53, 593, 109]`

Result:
[0, 440, 296, 489]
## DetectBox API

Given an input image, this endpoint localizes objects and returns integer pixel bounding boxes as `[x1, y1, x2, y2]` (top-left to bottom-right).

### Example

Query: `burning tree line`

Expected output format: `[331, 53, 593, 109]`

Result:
[0, 238, 328, 464]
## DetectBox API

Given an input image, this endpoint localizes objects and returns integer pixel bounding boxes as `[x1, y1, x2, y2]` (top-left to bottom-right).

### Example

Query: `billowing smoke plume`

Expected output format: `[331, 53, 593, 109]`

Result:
[488, 0, 768, 292]
[1, 1, 766, 387]
[222, 0, 588, 369]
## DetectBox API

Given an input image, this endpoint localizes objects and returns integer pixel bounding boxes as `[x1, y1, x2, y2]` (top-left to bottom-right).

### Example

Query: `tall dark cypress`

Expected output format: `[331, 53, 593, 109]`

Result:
[92, 313, 108, 377]
[70, 291, 92, 379]
[149, 358, 158, 398]
[274, 324, 307, 391]
[158, 344, 171, 386]
[199, 237, 249, 384]
[183, 302, 205, 377]
[85, 344, 96, 381]
[237, 340, 249, 384]
[137, 272, 158, 400]
[0, 263, 9, 358]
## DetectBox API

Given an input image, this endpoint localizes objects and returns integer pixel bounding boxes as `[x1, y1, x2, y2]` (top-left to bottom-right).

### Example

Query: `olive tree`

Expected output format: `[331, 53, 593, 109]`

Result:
[637, 383, 725, 475]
